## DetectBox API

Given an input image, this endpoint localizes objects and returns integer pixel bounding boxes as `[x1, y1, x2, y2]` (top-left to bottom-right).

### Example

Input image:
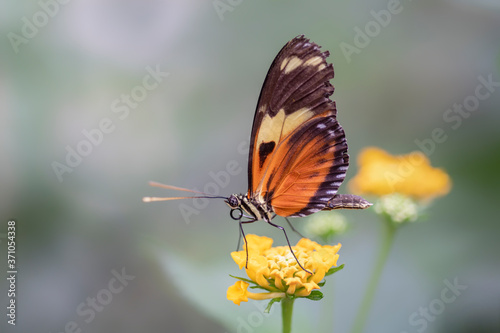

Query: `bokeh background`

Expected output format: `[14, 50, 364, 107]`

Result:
[1, 1, 500, 332]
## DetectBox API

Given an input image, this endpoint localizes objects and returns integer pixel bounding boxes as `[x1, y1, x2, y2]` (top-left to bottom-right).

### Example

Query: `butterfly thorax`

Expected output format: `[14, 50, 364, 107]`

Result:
[225, 193, 274, 222]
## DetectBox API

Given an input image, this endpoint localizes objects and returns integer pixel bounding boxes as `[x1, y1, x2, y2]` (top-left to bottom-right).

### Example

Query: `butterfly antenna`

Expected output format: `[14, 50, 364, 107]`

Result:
[142, 181, 227, 202]
[148, 181, 211, 195]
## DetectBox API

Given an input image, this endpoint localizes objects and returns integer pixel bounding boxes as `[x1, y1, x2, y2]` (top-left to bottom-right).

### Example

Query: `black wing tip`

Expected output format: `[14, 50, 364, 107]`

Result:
[292, 34, 307, 41]
[289, 35, 330, 58]
[289, 35, 318, 48]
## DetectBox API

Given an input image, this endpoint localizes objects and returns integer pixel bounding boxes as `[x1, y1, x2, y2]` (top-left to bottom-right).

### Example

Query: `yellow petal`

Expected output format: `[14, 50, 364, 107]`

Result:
[254, 267, 271, 289]
[247, 291, 286, 300]
[271, 271, 286, 291]
[282, 265, 299, 278]
[310, 265, 328, 284]
[295, 270, 309, 280]
[284, 277, 302, 295]
[246, 255, 268, 283]
[296, 238, 321, 251]
[244, 234, 274, 255]
[230, 251, 247, 270]
[302, 281, 320, 293]
[227, 281, 249, 305]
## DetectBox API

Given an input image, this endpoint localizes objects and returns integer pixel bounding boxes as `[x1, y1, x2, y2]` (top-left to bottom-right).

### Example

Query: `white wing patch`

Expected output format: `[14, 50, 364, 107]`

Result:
[304, 56, 323, 67]
[257, 107, 314, 149]
[281, 56, 303, 74]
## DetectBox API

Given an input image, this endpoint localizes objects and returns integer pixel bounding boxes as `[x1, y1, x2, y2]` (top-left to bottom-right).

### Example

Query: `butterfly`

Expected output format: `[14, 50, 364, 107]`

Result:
[144, 35, 372, 272]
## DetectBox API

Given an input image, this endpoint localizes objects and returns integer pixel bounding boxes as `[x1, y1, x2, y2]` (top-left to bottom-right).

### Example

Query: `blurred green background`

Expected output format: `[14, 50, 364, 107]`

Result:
[1, 0, 500, 332]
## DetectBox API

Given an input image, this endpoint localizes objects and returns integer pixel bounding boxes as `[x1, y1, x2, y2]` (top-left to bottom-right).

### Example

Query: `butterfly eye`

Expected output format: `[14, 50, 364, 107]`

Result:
[226, 194, 240, 209]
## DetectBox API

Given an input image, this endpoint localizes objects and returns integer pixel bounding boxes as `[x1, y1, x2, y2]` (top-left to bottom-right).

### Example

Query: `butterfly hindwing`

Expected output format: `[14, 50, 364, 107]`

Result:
[247, 35, 349, 217]
[266, 114, 349, 217]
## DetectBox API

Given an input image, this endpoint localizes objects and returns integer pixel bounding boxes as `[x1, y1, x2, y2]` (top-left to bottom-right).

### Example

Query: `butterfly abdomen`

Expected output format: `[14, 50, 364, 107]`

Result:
[323, 194, 373, 210]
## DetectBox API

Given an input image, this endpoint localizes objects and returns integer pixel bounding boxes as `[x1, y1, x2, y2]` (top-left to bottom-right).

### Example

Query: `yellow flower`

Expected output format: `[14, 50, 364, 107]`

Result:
[227, 234, 342, 305]
[348, 147, 451, 201]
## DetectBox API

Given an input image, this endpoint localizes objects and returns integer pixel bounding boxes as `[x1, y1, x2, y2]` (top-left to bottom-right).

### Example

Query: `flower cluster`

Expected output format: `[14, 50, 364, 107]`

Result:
[348, 147, 451, 225]
[227, 235, 342, 305]
[348, 147, 451, 201]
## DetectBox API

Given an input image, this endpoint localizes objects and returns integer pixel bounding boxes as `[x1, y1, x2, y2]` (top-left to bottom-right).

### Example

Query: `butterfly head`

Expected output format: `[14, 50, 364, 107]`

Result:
[225, 194, 241, 209]
[225, 194, 252, 221]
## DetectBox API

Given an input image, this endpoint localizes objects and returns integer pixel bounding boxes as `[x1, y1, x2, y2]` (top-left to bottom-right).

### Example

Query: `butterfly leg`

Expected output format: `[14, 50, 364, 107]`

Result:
[266, 218, 312, 274]
[238, 218, 257, 268]
[284, 217, 306, 239]
[236, 228, 242, 252]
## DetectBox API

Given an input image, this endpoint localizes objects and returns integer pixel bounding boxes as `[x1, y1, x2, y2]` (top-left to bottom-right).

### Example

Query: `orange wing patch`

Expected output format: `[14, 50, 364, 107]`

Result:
[251, 107, 317, 195]
[262, 114, 348, 217]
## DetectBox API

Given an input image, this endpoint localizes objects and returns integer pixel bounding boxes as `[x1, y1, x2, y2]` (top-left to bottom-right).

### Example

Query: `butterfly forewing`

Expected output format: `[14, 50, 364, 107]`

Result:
[247, 35, 349, 217]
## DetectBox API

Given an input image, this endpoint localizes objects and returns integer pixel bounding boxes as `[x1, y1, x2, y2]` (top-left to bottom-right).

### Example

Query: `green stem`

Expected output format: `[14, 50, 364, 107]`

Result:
[351, 217, 396, 333]
[281, 296, 295, 333]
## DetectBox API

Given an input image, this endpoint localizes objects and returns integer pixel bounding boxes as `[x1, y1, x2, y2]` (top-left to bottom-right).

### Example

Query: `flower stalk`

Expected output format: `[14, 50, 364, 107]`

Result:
[281, 296, 295, 333]
[351, 216, 395, 333]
